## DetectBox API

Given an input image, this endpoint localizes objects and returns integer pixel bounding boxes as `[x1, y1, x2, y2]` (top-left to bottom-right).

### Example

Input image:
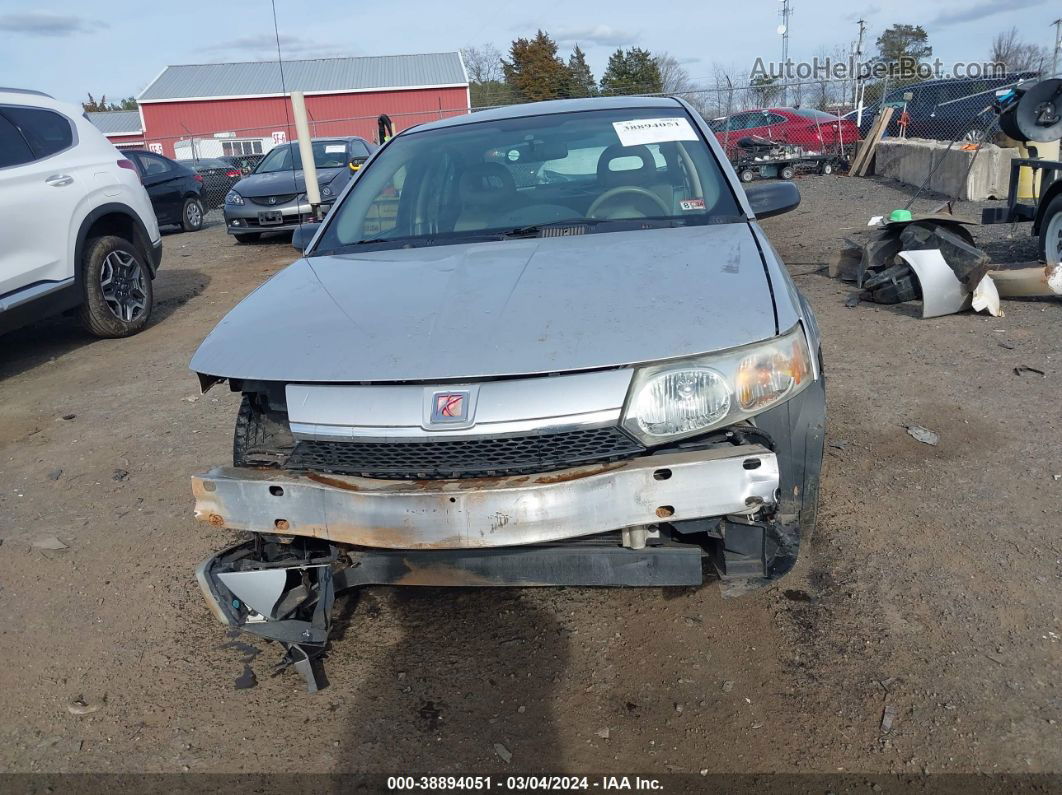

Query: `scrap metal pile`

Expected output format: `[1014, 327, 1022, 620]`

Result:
[832, 213, 1061, 317]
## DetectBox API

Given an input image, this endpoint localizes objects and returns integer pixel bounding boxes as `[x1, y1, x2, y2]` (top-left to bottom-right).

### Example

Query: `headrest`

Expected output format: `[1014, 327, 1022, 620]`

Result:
[596, 144, 657, 186]
[459, 162, 516, 204]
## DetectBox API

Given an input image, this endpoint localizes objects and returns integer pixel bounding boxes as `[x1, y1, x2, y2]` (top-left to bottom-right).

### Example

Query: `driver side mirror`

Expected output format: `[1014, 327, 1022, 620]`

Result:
[743, 181, 800, 219]
[291, 222, 320, 252]
[349, 156, 367, 173]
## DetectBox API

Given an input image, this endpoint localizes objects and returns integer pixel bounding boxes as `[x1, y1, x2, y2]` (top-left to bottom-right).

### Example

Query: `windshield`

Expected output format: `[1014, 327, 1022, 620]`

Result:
[255, 140, 350, 173]
[313, 106, 740, 253]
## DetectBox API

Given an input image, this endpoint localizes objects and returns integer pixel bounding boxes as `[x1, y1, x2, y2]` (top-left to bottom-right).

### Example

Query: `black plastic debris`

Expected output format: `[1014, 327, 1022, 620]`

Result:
[861, 263, 922, 304]
[835, 216, 991, 311]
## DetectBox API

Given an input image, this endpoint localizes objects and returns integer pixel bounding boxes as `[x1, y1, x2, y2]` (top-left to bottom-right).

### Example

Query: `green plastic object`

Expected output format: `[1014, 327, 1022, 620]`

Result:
[889, 209, 913, 222]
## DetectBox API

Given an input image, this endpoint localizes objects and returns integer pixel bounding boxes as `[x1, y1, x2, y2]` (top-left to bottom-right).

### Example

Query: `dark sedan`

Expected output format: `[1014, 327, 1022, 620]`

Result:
[223, 136, 377, 243]
[124, 150, 206, 232]
[179, 157, 242, 209]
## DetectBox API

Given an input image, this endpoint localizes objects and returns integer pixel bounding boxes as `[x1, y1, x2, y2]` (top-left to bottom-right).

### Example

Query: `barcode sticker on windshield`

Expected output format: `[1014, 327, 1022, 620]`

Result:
[613, 117, 698, 146]
[325, 144, 346, 153]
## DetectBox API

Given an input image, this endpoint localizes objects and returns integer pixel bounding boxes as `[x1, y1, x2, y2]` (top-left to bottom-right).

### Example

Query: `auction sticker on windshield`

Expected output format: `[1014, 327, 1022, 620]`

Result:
[613, 117, 698, 146]
[325, 144, 346, 153]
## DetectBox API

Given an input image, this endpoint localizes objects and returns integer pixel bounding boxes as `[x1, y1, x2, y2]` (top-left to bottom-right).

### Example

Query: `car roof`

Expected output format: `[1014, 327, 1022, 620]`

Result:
[408, 95, 686, 134]
[893, 71, 1037, 90]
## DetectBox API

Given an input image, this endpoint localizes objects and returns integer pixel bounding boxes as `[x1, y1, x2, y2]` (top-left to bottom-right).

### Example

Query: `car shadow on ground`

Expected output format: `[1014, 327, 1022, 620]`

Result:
[0, 268, 210, 382]
[332, 587, 567, 771]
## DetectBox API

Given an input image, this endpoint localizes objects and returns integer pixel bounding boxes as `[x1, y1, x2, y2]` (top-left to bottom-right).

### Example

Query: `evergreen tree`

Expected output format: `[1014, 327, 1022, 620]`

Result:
[567, 45, 597, 98]
[600, 48, 662, 96]
[503, 31, 575, 101]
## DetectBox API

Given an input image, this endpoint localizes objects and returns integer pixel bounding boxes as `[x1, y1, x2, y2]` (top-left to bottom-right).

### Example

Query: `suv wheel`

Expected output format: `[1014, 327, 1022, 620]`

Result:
[77, 236, 154, 338]
[233, 232, 261, 244]
[181, 198, 205, 232]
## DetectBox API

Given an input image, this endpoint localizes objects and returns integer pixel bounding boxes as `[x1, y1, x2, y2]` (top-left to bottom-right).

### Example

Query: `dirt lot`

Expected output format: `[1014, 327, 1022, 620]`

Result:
[0, 176, 1058, 777]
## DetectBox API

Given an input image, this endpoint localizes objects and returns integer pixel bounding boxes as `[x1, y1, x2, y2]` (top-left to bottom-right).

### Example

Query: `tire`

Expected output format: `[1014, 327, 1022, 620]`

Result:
[780, 166, 795, 180]
[819, 162, 833, 175]
[1039, 194, 1062, 266]
[77, 235, 154, 338]
[181, 198, 204, 232]
[233, 232, 261, 244]
[739, 169, 755, 183]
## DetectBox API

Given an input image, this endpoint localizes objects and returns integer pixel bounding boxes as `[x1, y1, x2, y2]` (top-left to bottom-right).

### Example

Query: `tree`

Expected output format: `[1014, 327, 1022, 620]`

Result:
[655, 53, 693, 94]
[600, 47, 663, 96]
[462, 44, 515, 107]
[749, 75, 783, 108]
[875, 24, 932, 79]
[503, 31, 575, 102]
[567, 45, 597, 98]
[990, 27, 1049, 74]
[82, 94, 137, 112]
[461, 44, 504, 84]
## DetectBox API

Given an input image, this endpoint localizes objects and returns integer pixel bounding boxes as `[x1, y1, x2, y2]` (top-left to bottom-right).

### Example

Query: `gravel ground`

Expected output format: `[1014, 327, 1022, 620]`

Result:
[0, 175, 1058, 777]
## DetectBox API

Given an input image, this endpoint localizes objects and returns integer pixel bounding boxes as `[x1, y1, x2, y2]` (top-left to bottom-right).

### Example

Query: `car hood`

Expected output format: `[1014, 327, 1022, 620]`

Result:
[235, 168, 344, 197]
[190, 224, 779, 383]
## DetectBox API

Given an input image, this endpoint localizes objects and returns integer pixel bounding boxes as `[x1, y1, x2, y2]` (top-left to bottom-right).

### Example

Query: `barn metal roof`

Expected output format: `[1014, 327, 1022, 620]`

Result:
[86, 110, 143, 135]
[138, 53, 467, 102]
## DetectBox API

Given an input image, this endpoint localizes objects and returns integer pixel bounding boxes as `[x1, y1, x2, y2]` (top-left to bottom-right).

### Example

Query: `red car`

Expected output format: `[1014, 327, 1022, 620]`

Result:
[708, 107, 859, 158]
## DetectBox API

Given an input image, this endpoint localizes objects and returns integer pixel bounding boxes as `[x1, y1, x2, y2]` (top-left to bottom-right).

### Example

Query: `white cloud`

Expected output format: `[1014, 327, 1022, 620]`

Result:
[553, 25, 636, 48]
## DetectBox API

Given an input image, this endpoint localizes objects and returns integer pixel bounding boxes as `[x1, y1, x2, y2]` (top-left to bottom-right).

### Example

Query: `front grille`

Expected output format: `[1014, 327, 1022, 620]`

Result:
[285, 426, 645, 479]
[249, 194, 298, 206]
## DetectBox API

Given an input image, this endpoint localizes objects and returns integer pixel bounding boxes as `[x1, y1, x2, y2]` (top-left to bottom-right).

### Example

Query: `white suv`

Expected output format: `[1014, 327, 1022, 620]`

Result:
[0, 88, 162, 338]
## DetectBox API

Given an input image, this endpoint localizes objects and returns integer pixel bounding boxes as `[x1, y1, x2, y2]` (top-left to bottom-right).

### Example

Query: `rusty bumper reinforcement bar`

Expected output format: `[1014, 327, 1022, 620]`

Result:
[191, 445, 779, 548]
[197, 540, 706, 691]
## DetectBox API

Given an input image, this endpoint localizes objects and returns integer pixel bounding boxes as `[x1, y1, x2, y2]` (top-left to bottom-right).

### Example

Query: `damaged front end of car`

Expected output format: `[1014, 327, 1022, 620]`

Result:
[190, 332, 824, 691]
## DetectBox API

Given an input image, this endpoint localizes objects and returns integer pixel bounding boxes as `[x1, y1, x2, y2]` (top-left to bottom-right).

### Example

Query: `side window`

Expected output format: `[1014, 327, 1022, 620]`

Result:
[3, 107, 73, 158]
[0, 112, 34, 168]
[138, 153, 173, 176]
[767, 113, 789, 125]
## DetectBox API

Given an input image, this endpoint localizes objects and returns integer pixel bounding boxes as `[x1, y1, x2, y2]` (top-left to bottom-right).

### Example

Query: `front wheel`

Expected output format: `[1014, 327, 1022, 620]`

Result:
[780, 166, 795, 180]
[739, 169, 755, 183]
[181, 198, 204, 232]
[819, 162, 833, 175]
[77, 236, 154, 338]
[1039, 195, 1062, 266]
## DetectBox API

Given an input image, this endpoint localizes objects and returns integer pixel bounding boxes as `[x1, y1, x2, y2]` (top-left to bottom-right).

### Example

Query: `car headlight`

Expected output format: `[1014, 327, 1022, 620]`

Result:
[621, 324, 814, 444]
[225, 191, 244, 206]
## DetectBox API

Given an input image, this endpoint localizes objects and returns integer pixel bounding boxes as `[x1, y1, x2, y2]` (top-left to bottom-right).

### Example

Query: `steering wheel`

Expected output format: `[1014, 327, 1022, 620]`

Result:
[587, 186, 671, 219]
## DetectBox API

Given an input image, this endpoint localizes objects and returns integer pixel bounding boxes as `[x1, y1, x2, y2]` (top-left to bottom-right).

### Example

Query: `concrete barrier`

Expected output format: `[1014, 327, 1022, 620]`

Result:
[873, 137, 1017, 201]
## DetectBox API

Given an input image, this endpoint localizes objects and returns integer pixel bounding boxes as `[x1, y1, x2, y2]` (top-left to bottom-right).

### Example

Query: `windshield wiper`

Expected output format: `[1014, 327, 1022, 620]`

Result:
[498, 220, 607, 238]
[499, 218, 687, 238]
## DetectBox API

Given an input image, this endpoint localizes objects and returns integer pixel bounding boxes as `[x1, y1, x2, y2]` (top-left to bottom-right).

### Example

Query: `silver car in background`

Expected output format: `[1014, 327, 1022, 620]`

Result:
[191, 96, 825, 689]
[222, 136, 376, 243]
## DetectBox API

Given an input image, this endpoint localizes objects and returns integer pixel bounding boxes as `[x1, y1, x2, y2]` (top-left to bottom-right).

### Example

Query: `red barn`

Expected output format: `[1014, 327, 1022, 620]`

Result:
[131, 52, 469, 159]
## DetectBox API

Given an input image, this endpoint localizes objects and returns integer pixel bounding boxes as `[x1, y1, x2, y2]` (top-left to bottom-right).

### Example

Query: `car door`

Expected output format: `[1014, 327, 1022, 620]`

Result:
[134, 151, 184, 224]
[0, 105, 82, 298]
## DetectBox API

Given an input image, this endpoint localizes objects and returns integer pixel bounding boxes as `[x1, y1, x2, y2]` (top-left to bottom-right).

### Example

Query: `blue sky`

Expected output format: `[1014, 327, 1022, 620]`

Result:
[0, 0, 1056, 103]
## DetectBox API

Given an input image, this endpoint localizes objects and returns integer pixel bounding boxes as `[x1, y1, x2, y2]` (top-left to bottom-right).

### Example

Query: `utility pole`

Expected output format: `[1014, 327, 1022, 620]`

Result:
[1052, 18, 1061, 78]
[779, 0, 793, 106]
[853, 18, 866, 108]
